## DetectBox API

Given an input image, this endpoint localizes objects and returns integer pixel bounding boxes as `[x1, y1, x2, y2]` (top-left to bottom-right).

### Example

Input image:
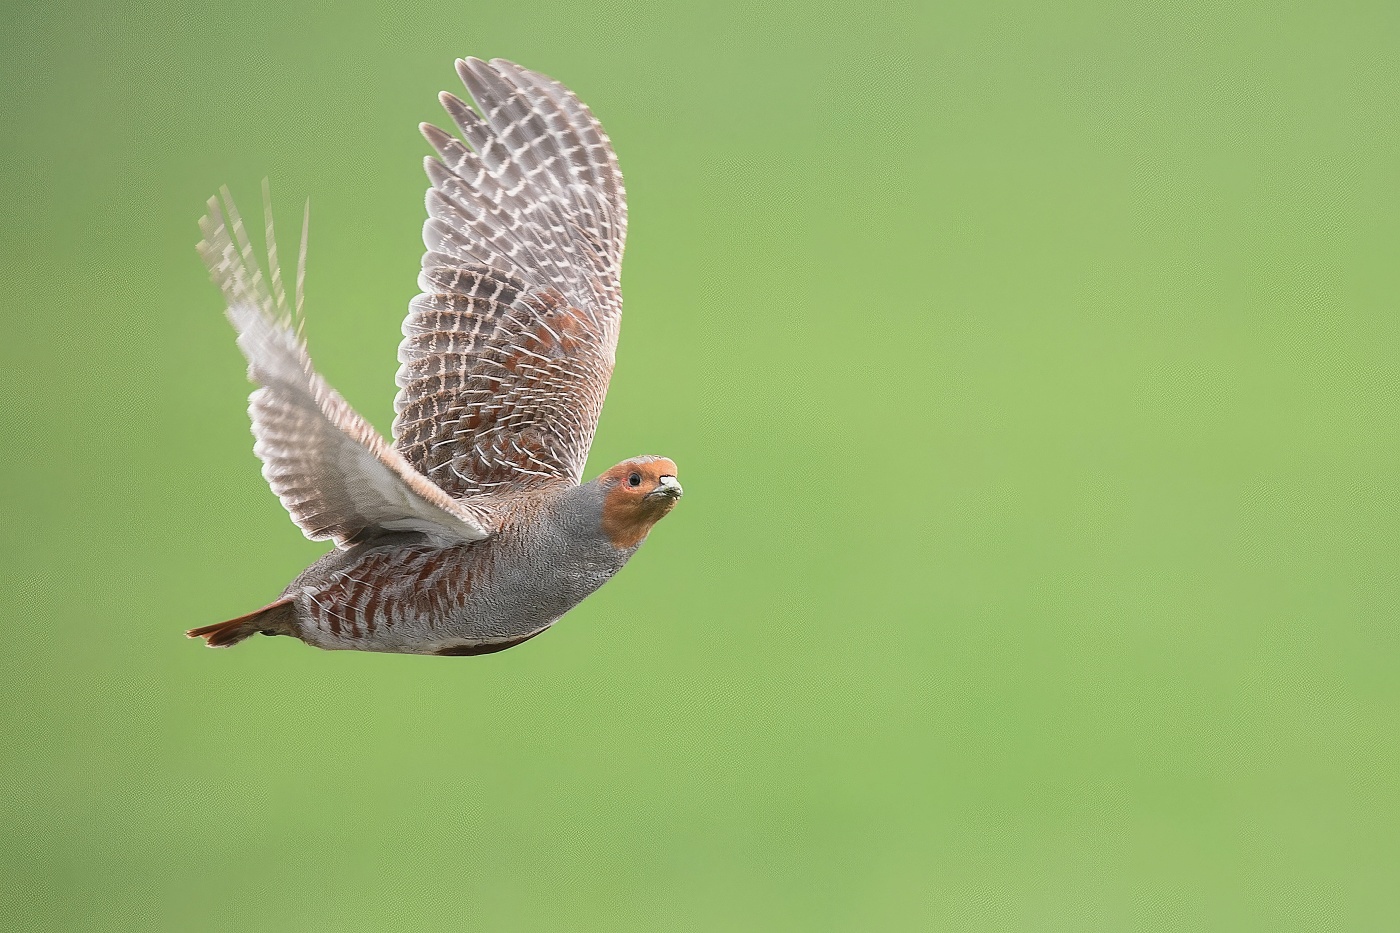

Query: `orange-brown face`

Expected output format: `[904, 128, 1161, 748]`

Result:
[599, 456, 682, 549]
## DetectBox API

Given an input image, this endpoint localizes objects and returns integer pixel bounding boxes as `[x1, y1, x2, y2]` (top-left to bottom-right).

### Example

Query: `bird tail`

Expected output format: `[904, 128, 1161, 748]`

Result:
[187, 598, 296, 648]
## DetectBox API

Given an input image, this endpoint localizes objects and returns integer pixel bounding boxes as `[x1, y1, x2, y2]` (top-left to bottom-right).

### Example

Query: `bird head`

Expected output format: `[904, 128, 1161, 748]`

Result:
[598, 456, 682, 549]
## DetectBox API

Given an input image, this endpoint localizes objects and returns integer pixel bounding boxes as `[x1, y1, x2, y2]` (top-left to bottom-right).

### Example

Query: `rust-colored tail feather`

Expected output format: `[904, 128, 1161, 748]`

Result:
[187, 598, 295, 648]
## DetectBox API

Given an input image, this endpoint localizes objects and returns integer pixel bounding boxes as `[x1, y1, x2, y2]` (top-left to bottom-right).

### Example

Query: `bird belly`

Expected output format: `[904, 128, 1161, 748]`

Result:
[287, 540, 617, 655]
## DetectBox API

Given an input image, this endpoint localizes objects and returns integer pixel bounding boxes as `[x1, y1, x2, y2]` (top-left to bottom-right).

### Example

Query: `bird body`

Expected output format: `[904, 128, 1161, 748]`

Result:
[189, 58, 681, 656]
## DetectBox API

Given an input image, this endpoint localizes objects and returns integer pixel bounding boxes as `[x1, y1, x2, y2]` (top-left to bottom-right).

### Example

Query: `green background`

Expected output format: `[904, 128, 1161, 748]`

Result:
[4, 0, 1399, 929]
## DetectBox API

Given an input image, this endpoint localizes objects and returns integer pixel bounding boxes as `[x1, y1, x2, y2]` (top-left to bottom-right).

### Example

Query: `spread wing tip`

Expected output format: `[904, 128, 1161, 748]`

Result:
[199, 187, 494, 549]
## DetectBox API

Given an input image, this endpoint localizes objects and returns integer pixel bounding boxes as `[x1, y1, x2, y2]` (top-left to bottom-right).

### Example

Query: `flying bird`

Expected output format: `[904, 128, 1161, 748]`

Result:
[188, 58, 681, 656]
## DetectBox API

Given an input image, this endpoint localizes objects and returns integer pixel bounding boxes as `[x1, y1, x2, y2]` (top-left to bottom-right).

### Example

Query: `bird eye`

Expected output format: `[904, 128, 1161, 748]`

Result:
[627, 472, 642, 487]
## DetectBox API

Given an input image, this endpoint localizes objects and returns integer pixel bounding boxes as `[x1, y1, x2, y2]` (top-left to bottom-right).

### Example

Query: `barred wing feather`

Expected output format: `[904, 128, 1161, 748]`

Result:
[198, 190, 492, 548]
[393, 58, 627, 498]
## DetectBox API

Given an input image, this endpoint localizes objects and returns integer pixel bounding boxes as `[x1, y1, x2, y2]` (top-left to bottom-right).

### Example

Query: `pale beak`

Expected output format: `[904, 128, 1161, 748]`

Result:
[647, 475, 683, 500]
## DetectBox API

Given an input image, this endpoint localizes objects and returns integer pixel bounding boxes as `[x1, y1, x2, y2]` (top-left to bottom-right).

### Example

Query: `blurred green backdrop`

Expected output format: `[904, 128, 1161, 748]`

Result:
[4, 0, 1399, 929]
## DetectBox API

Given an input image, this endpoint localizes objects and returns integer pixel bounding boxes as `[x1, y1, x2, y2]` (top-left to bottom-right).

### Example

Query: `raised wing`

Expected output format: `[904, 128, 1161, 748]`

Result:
[198, 188, 493, 548]
[392, 58, 627, 498]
